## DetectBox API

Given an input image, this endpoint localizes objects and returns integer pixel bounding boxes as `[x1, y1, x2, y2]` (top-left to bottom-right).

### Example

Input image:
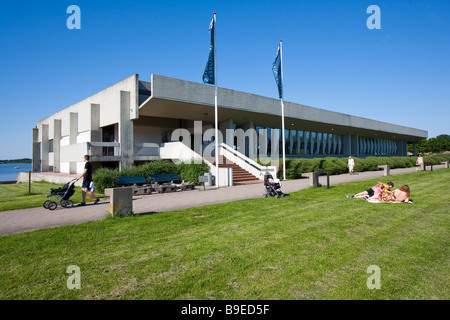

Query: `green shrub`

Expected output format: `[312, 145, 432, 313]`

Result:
[138, 160, 179, 180]
[177, 160, 211, 184]
[93, 168, 119, 193]
[93, 160, 210, 192]
[322, 157, 347, 175]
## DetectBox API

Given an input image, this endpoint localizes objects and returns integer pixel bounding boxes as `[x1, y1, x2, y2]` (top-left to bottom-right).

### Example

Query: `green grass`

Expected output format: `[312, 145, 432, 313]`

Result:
[0, 182, 105, 211]
[0, 170, 449, 300]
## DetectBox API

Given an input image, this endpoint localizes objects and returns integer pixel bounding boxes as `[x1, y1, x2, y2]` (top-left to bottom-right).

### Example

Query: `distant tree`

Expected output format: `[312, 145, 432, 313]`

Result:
[436, 134, 450, 141]
[407, 135, 450, 154]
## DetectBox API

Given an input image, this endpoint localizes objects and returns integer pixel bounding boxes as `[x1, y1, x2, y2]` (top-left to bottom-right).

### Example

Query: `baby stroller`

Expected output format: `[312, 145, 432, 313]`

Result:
[43, 179, 77, 210]
[263, 172, 285, 199]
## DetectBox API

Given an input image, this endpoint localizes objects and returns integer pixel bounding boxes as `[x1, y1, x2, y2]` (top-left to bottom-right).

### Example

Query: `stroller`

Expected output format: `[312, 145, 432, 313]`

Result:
[43, 179, 77, 210]
[263, 172, 285, 199]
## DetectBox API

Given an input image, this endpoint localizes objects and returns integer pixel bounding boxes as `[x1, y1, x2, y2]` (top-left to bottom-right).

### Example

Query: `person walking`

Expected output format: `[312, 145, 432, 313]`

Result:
[348, 156, 355, 175]
[76, 155, 100, 206]
[416, 154, 424, 171]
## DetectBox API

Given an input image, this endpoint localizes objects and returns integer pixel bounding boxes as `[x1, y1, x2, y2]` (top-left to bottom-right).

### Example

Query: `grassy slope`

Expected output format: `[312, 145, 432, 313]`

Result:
[0, 170, 448, 300]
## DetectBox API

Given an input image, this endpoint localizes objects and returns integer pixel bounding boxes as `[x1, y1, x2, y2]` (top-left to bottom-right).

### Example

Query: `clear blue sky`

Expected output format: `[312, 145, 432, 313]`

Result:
[0, 0, 448, 159]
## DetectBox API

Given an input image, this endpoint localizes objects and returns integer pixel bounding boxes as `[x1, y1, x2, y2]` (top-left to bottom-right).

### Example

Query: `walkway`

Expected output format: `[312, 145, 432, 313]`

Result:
[0, 165, 445, 236]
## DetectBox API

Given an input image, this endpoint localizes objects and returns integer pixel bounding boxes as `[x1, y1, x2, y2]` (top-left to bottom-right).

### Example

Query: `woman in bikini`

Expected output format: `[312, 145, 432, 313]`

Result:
[378, 185, 410, 203]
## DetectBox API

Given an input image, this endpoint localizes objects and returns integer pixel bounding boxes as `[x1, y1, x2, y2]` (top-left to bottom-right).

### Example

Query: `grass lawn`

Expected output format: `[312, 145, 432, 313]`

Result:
[0, 170, 448, 300]
[0, 181, 105, 211]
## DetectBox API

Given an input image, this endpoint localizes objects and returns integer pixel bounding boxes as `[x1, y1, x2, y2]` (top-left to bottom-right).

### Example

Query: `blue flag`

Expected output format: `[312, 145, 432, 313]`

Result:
[203, 17, 215, 85]
[272, 44, 283, 99]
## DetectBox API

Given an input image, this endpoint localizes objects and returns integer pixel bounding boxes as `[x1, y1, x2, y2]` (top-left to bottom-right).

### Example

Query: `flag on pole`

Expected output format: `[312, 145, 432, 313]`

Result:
[272, 43, 283, 99]
[203, 17, 215, 85]
[273, 40, 286, 180]
[203, 13, 219, 188]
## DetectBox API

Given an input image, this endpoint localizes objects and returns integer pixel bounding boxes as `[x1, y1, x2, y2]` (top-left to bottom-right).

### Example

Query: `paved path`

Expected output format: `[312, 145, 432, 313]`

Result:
[0, 165, 445, 236]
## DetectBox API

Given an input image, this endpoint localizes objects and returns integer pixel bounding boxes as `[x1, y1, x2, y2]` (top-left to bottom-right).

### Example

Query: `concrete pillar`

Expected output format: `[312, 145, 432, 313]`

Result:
[351, 134, 359, 158]
[321, 133, 326, 154]
[120, 91, 134, 170]
[316, 133, 321, 155]
[342, 134, 351, 157]
[32, 127, 40, 172]
[69, 112, 78, 174]
[333, 134, 337, 154]
[289, 130, 295, 155]
[90, 104, 101, 157]
[193, 121, 203, 156]
[258, 128, 268, 159]
[327, 134, 332, 154]
[219, 119, 234, 146]
[338, 135, 343, 155]
[41, 124, 49, 172]
[53, 119, 61, 173]
[271, 128, 280, 158]
[402, 140, 407, 156]
[396, 140, 406, 156]
[69, 113, 78, 145]
[310, 132, 314, 155]
[241, 121, 256, 159]
[413, 143, 417, 156]
[296, 131, 302, 154]
[304, 132, 309, 155]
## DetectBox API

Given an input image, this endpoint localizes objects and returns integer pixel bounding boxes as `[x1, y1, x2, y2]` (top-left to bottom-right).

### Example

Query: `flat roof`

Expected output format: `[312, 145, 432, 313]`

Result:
[138, 74, 428, 143]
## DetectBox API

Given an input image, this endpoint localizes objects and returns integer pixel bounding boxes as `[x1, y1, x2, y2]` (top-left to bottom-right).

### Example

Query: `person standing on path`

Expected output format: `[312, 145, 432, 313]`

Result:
[76, 155, 100, 206]
[416, 154, 424, 171]
[348, 156, 355, 175]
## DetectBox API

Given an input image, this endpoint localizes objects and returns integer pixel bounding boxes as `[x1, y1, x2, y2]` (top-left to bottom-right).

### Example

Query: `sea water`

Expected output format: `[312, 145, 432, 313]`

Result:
[0, 164, 32, 182]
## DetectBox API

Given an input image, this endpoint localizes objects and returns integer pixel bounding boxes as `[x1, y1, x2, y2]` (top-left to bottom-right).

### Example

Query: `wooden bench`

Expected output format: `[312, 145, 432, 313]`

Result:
[150, 174, 195, 193]
[117, 176, 153, 195]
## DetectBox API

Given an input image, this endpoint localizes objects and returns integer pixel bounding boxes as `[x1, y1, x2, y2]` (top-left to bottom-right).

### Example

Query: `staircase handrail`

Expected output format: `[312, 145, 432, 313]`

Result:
[219, 143, 277, 180]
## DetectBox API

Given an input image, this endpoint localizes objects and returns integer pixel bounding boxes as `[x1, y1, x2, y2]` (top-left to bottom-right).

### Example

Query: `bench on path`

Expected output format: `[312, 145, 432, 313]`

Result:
[150, 174, 195, 193]
[117, 176, 153, 195]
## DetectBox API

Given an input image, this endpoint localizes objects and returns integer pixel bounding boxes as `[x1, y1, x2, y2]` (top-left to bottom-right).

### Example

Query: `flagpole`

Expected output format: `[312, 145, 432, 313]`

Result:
[280, 40, 286, 181]
[213, 12, 219, 188]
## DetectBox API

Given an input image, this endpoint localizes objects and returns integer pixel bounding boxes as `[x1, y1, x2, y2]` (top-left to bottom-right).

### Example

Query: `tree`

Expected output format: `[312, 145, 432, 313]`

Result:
[407, 135, 450, 154]
[436, 134, 450, 141]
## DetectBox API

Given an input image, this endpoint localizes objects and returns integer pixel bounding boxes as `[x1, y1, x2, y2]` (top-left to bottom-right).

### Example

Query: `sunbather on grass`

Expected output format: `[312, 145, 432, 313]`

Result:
[347, 181, 394, 200]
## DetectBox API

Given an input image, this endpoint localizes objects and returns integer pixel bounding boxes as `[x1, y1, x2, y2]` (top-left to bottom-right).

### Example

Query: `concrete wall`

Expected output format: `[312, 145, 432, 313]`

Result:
[35, 74, 139, 173]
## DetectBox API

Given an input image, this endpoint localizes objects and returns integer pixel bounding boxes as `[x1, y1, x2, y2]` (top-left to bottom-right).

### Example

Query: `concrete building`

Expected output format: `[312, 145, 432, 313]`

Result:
[33, 73, 427, 183]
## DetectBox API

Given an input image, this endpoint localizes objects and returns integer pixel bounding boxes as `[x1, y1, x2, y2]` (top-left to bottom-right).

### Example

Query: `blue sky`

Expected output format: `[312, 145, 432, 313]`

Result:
[0, 0, 448, 159]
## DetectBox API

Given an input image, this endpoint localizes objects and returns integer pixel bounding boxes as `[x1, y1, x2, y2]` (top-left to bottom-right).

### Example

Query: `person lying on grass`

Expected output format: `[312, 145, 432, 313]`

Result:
[347, 181, 394, 200]
[376, 185, 411, 203]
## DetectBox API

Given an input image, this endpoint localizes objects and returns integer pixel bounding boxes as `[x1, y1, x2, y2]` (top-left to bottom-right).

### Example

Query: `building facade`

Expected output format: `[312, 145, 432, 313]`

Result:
[33, 74, 428, 174]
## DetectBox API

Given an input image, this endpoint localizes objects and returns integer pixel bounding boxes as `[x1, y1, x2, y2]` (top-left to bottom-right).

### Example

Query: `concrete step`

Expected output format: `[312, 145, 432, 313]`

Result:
[203, 155, 260, 185]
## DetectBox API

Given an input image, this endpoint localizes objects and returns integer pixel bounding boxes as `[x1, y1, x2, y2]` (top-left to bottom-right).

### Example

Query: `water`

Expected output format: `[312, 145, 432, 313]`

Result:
[0, 164, 32, 182]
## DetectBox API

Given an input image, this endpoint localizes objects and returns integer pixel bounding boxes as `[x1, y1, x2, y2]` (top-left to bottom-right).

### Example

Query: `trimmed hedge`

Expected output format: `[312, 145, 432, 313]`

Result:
[279, 154, 450, 180]
[93, 160, 210, 193]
